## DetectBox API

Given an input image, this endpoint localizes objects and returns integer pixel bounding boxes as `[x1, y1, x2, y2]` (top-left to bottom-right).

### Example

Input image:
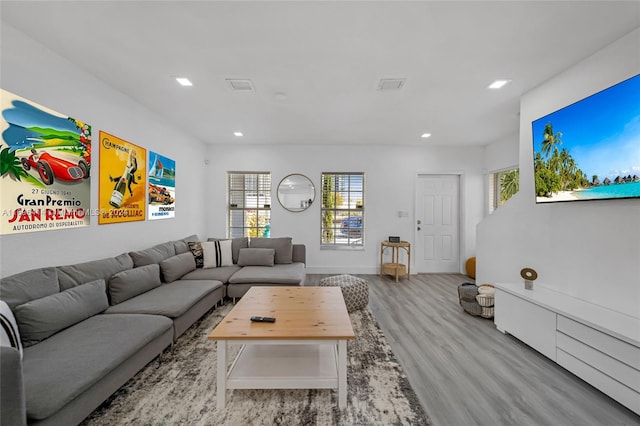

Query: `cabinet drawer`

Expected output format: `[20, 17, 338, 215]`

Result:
[557, 332, 640, 392]
[557, 349, 640, 416]
[557, 315, 640, 369]
[495, 290, 556, 361]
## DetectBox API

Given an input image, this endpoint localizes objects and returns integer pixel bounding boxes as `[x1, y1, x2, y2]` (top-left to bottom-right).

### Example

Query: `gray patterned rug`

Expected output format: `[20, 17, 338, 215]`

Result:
[82, 304, 430, 425]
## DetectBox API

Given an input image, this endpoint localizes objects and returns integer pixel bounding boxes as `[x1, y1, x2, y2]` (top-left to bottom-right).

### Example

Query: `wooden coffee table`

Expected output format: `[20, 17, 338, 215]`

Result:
[208, 286, 355, 409]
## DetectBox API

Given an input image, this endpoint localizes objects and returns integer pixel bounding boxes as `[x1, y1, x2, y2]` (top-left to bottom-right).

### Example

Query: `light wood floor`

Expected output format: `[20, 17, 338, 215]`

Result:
[306, 274, 640, 426]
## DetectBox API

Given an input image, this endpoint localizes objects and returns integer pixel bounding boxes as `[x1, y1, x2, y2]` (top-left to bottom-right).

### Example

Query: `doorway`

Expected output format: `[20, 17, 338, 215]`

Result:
[415, 174, 461, 273]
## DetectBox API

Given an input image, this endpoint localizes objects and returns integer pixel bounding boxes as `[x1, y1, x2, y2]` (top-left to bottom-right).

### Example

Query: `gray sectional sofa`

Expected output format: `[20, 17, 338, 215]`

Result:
[0, 235, 305, 426]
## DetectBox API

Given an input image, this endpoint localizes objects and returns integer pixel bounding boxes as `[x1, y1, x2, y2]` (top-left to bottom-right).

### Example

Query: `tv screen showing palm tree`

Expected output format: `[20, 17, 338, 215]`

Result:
[532, 73, 640, 203]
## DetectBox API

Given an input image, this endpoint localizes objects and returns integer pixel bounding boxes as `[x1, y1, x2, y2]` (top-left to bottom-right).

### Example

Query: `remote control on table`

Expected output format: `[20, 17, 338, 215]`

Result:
[250, 316, 276, 323]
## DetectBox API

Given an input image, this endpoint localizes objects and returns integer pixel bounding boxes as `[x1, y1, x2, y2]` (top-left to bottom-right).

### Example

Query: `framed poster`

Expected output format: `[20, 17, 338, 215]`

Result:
[0, 89, 91, 235]
[148, 151, 175, 220]
[98, 131, 146, 224]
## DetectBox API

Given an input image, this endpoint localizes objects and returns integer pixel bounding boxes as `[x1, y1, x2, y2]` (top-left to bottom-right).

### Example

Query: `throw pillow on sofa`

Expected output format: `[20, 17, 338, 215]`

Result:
[207, 237, 249, 264]
[188, 241, 204, 268]
[13, 279, 108, 347]
[108, 264, 162, 305]
[237, 248, 275, 267]
[160, 252, 197, 283]
[202, 240, 233, 268]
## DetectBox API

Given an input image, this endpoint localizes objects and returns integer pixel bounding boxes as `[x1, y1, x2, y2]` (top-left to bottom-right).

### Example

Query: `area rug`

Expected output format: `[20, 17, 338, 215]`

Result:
[82, 304, 430, 425]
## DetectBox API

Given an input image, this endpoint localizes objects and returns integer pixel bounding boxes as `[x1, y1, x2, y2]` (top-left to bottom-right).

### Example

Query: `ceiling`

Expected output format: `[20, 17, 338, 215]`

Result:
[1, 1, 639, 147]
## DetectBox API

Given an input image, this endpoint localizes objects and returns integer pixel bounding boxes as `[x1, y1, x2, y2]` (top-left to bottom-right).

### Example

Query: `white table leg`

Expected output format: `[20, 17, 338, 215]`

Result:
[217, 340, 227, 410]
[338, 340, 347, 408]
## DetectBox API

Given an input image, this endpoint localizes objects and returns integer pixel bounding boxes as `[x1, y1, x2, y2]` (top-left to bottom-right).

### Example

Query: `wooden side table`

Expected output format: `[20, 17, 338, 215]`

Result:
[380, 241, 411, 282]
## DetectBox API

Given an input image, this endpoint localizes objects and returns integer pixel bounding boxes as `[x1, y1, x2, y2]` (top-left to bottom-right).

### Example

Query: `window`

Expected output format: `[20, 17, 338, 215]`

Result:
[228, 172, 271, 238]
[321, 172, 364, 247]
[489, 167, 519, 213]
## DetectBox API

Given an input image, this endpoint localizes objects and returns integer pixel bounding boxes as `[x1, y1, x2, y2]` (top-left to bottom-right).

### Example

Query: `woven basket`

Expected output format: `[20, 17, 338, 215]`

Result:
[475, 284, 495, 318]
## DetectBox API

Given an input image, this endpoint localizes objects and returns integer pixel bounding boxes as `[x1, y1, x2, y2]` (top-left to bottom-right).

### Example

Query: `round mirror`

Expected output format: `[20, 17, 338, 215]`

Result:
[277, 174, 315, 212]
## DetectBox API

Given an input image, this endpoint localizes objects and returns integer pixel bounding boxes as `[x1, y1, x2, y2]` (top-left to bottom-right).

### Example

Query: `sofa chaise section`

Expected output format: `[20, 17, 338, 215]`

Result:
[24, 314, 172, 426]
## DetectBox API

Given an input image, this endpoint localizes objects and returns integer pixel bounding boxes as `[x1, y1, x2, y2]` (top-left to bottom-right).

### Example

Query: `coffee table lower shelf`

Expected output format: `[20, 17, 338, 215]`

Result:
[217, 339, 348, 409]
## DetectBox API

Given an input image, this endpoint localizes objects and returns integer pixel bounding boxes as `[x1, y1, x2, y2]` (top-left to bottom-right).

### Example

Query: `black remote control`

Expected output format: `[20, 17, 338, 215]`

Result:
[250, 316, 276, 323]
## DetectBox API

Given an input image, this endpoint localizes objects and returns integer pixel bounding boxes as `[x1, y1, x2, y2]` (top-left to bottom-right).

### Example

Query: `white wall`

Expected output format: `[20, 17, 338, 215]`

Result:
[205, 144, 485, 273]
[477, 28, 640, 318]
[0, 24, 208, 277]
[484, 134, 519, 174]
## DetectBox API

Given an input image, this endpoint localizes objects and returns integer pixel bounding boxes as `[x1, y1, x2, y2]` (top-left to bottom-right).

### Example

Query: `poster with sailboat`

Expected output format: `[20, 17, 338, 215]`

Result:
[147, 151, 175, 220]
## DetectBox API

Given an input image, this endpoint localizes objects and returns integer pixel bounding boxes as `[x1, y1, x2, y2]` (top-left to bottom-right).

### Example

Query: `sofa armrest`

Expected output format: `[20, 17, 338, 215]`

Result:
[292, 244, 306, 264]
[1, 346, 26, 426]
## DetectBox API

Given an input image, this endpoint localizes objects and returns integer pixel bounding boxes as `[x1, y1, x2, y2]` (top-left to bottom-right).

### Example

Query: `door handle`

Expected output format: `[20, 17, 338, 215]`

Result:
[417, 220, 422, 224]
[417, 227, 421, 231]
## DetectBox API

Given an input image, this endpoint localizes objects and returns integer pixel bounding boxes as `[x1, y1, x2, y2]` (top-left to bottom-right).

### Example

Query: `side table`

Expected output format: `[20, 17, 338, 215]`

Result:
[380, 241, 411, 282]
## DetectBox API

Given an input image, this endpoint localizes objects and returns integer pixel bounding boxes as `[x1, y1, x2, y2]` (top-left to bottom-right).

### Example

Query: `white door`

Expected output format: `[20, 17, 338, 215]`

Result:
[415, 174, 460, 273]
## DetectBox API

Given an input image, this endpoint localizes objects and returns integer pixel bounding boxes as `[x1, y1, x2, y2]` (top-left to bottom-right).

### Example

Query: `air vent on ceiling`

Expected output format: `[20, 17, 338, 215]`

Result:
[226, 79, 255, 92]
[378, 78, 406, 91]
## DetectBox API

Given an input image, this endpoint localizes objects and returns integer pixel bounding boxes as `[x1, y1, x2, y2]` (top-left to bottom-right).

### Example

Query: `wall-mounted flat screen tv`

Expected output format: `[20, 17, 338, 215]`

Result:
[532, 73, 640, 203]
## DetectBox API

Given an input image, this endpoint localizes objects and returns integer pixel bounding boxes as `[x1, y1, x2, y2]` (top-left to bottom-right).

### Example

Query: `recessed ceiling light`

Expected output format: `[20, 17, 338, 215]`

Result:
[226, 79, 254, 92]
[175, 77, 193, 87]
[488, 79, 511, 89]
[378, 78, 406, 91]
[233, 131, 243, 137]
[421, 133, 432, 138]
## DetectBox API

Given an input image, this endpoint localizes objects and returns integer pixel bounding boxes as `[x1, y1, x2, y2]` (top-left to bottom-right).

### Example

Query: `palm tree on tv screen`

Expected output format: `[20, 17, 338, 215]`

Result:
[541, 123, 562, 159]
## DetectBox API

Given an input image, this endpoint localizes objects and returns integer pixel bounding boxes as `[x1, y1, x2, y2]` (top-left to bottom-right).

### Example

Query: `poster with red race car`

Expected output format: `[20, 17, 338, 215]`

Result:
[0, 89, 91, 235]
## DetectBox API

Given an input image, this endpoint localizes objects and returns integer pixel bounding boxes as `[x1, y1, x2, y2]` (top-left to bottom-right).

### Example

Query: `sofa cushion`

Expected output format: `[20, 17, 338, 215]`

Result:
[180, 265, 241, 283]
[173, 234, 199, 255]
[202, 240, 233, 268]
[228, 262, 305, 284]
[108, 264, 162, 305]
[159, 253, 196, 283]
[237, 248, 275, 267]
[0, 300, 23, 359]
[249, 237, 293, 264]
[104, 280, 222, 318]
[56, 253, 133, 291]
[14, 279, 108, 347]
[22, 313, 172, 420]
[207, 237, 249, 264]
[0, 267, 59, 309]
[129, 241, 176, 267]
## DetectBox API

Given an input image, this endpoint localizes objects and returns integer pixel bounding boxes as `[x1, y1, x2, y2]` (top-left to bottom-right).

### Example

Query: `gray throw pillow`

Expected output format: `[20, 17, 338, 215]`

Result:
[250, 237, 293, 264]
[13, 279, 108, 347]
[160, 253, 197, 283]
[237, 248, 275, 267]
[108, 264, 162, 305]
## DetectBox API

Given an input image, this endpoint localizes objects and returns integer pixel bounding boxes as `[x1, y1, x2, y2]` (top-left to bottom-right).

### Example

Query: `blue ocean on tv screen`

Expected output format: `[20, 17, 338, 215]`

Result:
[575, 181, 640, 199]
[532, 73, 640, 203]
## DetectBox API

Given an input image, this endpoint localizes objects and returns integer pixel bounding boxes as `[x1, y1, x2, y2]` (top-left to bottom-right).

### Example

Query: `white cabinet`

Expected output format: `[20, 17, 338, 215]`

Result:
[494, 283, 640, 415]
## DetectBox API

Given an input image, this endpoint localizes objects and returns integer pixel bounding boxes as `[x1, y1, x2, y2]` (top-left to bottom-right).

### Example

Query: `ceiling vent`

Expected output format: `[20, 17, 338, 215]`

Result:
[377, 78, 406, 91]
[226, 79, 255, 92]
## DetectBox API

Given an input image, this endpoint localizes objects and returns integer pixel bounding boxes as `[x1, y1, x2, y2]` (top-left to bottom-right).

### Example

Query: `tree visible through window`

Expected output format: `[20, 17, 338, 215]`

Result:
[321, 172, 364, 246]
[489, 168, 519, 213]
[228, 172, 271, 238]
